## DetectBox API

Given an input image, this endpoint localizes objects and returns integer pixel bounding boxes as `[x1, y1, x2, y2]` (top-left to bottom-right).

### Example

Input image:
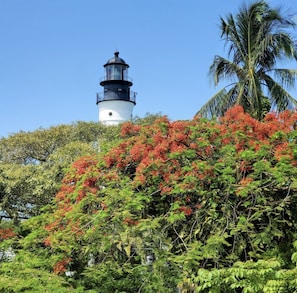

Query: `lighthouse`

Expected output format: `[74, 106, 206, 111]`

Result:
[96, 51, 136, 125]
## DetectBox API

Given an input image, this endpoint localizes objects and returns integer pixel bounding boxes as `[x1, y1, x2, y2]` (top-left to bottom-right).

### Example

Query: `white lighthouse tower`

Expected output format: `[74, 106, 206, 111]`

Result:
[96, 51, 136, 125]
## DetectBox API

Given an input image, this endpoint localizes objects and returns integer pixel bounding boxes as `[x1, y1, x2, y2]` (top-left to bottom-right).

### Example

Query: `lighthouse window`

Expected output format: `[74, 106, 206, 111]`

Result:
[123, 68, 128, 80]
[114, 66, 121, 80]
[106, 65, 122, 80]
[106, 67, 112, 80]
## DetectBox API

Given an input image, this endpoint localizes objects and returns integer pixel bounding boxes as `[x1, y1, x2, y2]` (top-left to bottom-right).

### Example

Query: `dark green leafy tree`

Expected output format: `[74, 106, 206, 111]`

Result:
[198, 0, 297, 120]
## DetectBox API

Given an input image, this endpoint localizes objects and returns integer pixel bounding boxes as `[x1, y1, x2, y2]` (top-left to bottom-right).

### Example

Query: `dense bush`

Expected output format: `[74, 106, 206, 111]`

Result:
[2, 107, 297, 292]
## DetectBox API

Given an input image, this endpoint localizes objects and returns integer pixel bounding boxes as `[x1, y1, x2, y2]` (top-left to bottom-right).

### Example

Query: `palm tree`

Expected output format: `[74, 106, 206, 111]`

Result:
[197, 0, 297, 120]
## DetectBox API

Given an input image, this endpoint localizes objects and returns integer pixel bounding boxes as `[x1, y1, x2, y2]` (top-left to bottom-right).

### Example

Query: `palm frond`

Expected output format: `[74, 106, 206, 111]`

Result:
[221, 14, 247, 63]
[209, 56, 244, 85]
[197, 85, 238, 118]
[265, 75, 297, 110]
[272, 68, 297, 88]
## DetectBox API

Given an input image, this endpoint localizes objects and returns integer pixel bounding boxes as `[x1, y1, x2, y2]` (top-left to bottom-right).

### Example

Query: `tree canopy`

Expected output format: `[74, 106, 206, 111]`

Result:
[0, 121, 121, 224]
[3, 107, 297, 292]
[0, 116, 165, 225]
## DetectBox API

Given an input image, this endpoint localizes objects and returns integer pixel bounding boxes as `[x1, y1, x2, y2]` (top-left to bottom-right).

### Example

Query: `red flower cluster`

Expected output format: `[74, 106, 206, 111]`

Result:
[43, 106, 297, 271]
[0, 228, 16, 241]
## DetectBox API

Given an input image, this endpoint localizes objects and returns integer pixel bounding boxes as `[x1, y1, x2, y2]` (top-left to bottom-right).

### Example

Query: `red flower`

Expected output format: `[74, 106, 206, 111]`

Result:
[53, 258, 72, 274]
[0, 228, 16, 241]
[180, 206, 193, 216]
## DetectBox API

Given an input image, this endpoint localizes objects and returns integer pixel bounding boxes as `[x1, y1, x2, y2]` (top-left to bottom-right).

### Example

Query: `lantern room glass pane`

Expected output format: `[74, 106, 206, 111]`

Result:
[106, 65, 126, 80]
[123, 68, 128, 80]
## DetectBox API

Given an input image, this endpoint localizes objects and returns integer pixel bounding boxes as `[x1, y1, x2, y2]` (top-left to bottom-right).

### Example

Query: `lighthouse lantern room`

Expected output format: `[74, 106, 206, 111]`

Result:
[96, 51, 136, 125]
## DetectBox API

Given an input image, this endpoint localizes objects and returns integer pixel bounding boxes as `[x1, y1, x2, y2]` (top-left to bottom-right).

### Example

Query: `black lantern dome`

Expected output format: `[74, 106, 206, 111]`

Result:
[104, 51, 127, 66]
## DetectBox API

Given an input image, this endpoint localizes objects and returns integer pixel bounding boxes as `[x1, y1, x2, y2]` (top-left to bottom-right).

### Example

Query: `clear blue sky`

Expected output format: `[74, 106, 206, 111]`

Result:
[0, 0, 296, 137]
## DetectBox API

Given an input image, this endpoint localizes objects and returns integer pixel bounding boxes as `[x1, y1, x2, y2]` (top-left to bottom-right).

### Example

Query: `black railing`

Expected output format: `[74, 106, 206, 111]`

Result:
[96, 91, 137, 104]
[130, 91, 137, 103]
[96, 93, 103, 104]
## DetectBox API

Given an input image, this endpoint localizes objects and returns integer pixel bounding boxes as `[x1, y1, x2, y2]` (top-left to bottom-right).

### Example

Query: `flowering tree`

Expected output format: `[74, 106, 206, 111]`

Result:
[7, 106, 297, 292]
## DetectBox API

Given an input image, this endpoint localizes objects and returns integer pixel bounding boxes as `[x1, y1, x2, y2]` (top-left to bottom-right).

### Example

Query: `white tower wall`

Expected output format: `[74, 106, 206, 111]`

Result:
[98, 100, 134, 125]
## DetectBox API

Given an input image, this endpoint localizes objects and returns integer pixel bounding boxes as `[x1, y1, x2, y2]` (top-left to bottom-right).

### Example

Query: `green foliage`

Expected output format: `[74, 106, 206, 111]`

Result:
[8, 106, 296, 292]
[0, 252, 84, 292]
[2, 108, 297, 291]
[193, 260, 297, 293]
[0, 121, 121, 224]
[133, 112, 164, 126]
